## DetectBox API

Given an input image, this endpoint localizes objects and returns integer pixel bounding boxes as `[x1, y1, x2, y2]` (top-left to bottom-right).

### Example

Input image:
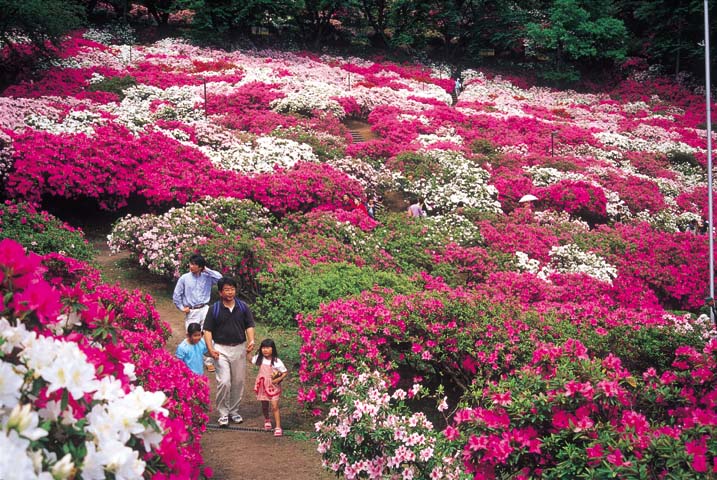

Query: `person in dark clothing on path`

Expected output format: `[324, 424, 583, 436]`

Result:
[204, 277, 256, 427]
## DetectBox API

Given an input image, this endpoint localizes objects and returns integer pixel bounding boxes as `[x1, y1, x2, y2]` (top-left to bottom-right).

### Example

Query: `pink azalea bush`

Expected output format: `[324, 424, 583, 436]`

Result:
[580, 223, 710, 311]
[5, 66, 123, 103]
[297, 274, 706, 408]
[109, 197, 274, 278]
[240, 162, 365, 216]
[315, 370, 467, 480]
[600, 171, 666, 213]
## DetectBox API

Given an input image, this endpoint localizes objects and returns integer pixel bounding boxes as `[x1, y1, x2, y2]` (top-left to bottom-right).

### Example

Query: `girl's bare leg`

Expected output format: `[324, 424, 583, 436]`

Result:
[271, 399, 281, 429]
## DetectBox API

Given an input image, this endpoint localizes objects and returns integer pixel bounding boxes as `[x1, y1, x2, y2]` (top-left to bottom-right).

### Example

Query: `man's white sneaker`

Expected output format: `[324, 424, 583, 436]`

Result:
[217, 416, 229, 426]
[231, 415, 243, 424]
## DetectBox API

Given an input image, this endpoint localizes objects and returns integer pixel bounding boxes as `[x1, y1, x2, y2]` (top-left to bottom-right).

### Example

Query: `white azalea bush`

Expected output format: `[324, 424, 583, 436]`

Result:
[326, 156, 396, 195]
[314, 370, 468, 480]
[547, 244, 618, 283]
[424, 214, 483, 247]
[636, 208, 702, 233]
[516, 245, 618, 284]
[0, 318, 167, 480]
[594, 131, 700, 158]
[524, 165, 589, 187]
[82, 25, 137, 46]
[397, 150, 502, 215]
[108, 197, 274, 277]
[204, 136, 318, 174]
[270, 82, 347, 119]
[24, 109, 106, 135]
[107, 85, 204, 132]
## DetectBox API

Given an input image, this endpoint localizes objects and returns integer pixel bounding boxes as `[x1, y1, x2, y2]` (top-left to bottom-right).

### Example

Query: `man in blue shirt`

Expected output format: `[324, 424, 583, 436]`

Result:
[173, 254, 222, 371]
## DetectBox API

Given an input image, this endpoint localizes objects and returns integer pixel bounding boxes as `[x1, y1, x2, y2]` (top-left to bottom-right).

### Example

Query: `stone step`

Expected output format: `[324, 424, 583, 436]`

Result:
[349, 130, 365, 143]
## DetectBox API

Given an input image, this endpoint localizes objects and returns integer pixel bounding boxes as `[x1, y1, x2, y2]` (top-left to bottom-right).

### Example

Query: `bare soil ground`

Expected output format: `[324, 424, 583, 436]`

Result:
[91, 237, 333, 480]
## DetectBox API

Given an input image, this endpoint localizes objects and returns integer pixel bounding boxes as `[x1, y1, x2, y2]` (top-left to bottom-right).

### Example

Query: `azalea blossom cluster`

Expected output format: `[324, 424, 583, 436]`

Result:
[297, 264, 713, 409]
[314, 370, 468, 480]
[516, 244, 618, 284]
[1, 319, 166, 479]
[109, 196, 274, 278]
[0, 238, 211, 479]
[206, 136, 319, 174]
[451, 338, 717, 478]
[395, 150, 502, 215]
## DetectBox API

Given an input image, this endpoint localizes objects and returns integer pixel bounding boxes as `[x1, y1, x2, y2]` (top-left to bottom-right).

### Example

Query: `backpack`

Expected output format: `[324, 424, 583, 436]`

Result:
[211, 297, 247, 321]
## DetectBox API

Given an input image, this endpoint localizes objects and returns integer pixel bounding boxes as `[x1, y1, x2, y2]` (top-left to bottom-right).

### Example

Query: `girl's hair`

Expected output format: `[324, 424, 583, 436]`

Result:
[255, 338, 278, 366]
[187, 322, 202, 335]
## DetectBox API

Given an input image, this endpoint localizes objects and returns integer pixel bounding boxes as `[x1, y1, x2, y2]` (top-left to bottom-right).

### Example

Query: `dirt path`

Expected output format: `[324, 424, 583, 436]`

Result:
[91, 237, 333, 480]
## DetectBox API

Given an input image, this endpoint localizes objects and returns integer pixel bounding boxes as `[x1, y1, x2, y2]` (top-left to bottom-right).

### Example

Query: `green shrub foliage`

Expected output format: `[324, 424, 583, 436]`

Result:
[0, 201, 95, 261]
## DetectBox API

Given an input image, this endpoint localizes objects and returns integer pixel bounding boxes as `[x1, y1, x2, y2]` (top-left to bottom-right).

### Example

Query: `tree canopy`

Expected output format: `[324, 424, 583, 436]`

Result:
[1, 0, 714, 84]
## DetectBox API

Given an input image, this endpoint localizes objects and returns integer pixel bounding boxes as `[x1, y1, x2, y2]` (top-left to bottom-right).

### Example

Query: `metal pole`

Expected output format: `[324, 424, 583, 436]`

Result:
[203, 78, 207, 118]
[551, 131, 555, 157]
[348, 72, 351, 91]
[705, 0, 715, 325]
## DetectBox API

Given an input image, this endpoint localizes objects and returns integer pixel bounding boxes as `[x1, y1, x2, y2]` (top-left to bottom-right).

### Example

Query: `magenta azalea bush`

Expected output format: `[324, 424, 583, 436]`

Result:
[538, 180, 608, 225]
[451, 339, 717, 479]
[0, 239, 211, 478]
[296, 278, 708, 405]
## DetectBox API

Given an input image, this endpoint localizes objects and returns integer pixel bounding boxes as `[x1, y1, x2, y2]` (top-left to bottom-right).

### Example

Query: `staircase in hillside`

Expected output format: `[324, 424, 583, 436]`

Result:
[349, 129, 365, 143]
[451, 91, 459, 105]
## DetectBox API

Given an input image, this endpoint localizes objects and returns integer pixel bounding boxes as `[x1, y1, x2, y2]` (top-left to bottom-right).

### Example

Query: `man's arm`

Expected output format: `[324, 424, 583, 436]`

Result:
[244, 306, 256, 353]
[203, 266, 222, 283]
[245, 327, 255, 353]
[172, 276, 189, 312]
[204, 330, 219, 359]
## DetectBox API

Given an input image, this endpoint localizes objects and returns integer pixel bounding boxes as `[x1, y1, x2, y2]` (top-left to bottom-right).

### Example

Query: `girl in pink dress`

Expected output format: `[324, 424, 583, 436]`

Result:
[253, 339, 288, 436]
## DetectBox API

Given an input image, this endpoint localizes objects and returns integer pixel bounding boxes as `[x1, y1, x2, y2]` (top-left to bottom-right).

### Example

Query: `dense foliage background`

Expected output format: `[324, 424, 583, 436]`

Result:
[1, 0, 715, 85]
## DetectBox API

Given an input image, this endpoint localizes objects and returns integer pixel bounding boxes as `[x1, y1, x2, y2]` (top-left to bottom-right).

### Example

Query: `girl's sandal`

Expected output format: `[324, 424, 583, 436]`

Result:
[264, 420, 272, 431]
[274, 428, 283, 437]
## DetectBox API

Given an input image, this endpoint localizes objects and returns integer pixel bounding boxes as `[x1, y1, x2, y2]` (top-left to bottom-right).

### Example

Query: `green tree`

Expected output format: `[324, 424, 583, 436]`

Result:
[0, 0, 85, 84]
[477, 0, 550, 54]
[144, 0, 176, 25]
[524, 0, 627, 82]
[628, 0, 713, 78]
[386, 0, 433, 51]
[354, 0, 392, 47]
[178, 0, 297, 39]
[295, 0, 356, 47]
[418, 0, 483, 60]
[0, 0, 85, 55]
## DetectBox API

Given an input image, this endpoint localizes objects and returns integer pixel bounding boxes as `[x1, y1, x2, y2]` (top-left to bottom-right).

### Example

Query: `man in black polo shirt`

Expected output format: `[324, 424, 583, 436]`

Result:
[204, 277, 256, 426]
